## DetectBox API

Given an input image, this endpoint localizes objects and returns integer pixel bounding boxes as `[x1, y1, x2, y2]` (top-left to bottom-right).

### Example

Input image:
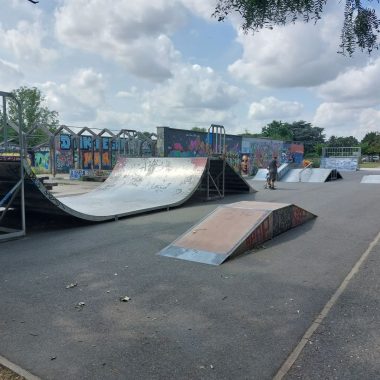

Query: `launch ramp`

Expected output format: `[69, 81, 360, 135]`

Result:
[361, 175, 380, 184]
[159, 201, 316, 265]
[0, 157, 254, 223]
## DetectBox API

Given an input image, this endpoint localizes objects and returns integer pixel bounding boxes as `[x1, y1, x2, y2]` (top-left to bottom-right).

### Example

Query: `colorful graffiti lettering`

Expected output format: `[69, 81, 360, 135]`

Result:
[60, 134, 71, 150]
[69, 169, 91, 180]
[34, 151, 50, 170]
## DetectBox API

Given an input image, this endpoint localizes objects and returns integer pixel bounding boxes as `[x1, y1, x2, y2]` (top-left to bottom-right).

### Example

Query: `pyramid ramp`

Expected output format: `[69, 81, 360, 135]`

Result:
[159, 201, 316, 265]
[361, 175, 380, 183]
[282, 168, 342, 183]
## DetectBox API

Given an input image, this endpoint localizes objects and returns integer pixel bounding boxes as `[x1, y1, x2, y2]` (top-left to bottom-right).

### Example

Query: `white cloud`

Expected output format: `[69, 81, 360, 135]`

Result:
[141, 64, 244, 123]
[313, 102, 380, 139]
[249, 97, 303, 120]
[116, 87, 138, 98]
[313, 57, 380, 139]
[317, 57, 380, 108]
[181, 0, 217, 21]
[0, 21, 58, 64]
[40, 68, 106, 122]
[55, 0, 186, 81]
[228, 4, 369, 88]
[0, 59, 23, 90]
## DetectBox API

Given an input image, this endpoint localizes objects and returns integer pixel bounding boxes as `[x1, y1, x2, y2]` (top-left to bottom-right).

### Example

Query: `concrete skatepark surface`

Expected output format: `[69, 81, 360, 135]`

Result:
[1, 170, 380, 379]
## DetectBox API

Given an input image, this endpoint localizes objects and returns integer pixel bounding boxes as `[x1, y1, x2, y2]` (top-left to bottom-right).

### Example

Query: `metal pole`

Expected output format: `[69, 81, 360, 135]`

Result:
[17, 100, 26, 233]
[99, 136, 103, 170]
[2, 96, 7, 148]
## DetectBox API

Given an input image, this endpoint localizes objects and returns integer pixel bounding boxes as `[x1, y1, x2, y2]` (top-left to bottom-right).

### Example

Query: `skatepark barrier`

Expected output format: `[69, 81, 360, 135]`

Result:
[158, 201, 316, 265]
[0, 157, 255, 226]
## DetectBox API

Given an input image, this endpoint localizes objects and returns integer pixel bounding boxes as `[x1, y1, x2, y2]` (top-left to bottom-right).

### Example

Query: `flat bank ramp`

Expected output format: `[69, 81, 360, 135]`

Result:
[361, 175, 380, 183]
[159, 201, 316, 265]
[282, 168, 342, 183]
[0, 157, 254, 222]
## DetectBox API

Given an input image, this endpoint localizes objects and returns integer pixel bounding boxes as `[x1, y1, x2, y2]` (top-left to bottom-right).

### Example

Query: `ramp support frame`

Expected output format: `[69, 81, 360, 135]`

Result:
[0, 91, 26, 242]
[206, 157, 225, 200]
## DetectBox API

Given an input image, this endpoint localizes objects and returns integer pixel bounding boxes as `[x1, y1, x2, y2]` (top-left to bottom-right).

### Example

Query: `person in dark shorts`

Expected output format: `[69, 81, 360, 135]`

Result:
[268, 156, 278, 189]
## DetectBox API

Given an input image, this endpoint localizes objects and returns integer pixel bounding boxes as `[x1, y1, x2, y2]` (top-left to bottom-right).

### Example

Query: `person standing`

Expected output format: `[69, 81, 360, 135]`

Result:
[268, 156, 278, 189]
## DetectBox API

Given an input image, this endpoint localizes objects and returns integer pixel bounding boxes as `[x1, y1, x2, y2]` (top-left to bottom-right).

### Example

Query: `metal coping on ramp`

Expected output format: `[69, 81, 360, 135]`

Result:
[0, 157, 255, 222]
[158, 201, 316, 265]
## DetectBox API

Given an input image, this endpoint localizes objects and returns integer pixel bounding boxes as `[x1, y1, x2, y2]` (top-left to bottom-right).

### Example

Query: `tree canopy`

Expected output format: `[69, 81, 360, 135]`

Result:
[191, 127, 207, 132]
[213, 0, 380, 55]
[1, 86, 59, 147]
[361, 131, 380, 154]
[327, 135, 359, 147]
[261, 120, 293, 140]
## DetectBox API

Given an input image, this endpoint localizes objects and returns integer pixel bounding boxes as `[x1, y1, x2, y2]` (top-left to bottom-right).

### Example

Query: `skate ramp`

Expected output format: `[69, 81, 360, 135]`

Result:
[281, 168, 342, 183]
[252, 163, 290, 181]
[0, 157, 254, 222]
[253, 169, 268, 181]
[159, 201, 316, 265]
[361, 175, 380, 184]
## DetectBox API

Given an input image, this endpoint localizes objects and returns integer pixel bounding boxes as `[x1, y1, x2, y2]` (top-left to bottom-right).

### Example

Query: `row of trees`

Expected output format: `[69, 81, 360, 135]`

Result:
[241, 120, 380, 156]
[2, 87, 379, 156]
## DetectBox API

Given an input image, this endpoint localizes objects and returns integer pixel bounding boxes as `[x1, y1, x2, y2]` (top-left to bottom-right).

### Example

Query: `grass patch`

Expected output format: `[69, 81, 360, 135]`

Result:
[360, 162, 380, 168]
[0, 364, 25, 380]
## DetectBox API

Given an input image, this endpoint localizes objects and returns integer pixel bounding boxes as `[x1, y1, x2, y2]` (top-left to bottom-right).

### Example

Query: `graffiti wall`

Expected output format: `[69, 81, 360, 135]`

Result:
[241, 138, 304, 175]
[157, 127, 304, 176]
[32, 149, 50, 172]
[320, 157, 358, 171]
[55, 134, 74, 173]
[54, 134, 115, 172]
[157, 127, 242, 156]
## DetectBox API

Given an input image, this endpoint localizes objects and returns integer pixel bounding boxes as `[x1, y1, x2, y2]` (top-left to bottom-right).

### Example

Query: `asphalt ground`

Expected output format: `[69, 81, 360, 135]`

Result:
[1, 170, 380, 379]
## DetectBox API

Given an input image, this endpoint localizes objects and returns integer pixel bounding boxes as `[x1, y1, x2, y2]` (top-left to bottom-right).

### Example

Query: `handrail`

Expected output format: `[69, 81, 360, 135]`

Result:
[299, 162, 313, 182]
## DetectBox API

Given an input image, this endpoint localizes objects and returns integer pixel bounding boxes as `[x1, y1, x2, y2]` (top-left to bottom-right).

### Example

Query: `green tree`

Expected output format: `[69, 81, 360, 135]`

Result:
[289, 120, 325, 154]
[1, 86, 59, 147]
[238, 129, 262, 137]
[213, 0, 380, 55]
[261, 120, 293, 140]
[361, 131, 380, 154]
[191, 127, 207, 132]
[327, 135, 359, 147]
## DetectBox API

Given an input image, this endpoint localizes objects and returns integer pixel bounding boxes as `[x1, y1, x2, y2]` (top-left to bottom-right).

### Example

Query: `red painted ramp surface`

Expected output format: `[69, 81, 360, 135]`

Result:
[159, 201, 316, 265]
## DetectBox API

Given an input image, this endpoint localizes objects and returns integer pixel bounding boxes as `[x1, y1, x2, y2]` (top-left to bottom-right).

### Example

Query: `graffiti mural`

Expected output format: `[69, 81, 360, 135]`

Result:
[33, 150, 50, 171]
[158, 127, 242, 158]
[70, 169, 91, 180]
[241, 138, 304, 174]
[56, 150, 73, 173]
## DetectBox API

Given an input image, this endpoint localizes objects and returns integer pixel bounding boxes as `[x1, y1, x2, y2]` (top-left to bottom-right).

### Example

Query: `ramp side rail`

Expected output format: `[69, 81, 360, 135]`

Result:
[205, 125, 226, 200]
[0, 91, 26, 241]
[299, 162, 313, 182]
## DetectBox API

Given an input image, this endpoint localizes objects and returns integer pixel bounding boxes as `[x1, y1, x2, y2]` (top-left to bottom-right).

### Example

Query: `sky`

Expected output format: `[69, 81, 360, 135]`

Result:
[1, 0, 380, 140]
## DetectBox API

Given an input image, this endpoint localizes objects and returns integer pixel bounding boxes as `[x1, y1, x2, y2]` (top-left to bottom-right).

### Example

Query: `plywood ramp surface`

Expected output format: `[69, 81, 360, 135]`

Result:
[159, 201, 316, 265]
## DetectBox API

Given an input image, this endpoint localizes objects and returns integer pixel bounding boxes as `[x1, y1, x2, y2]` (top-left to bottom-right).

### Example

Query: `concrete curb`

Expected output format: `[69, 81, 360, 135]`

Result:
[0, 355, 41, 380]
